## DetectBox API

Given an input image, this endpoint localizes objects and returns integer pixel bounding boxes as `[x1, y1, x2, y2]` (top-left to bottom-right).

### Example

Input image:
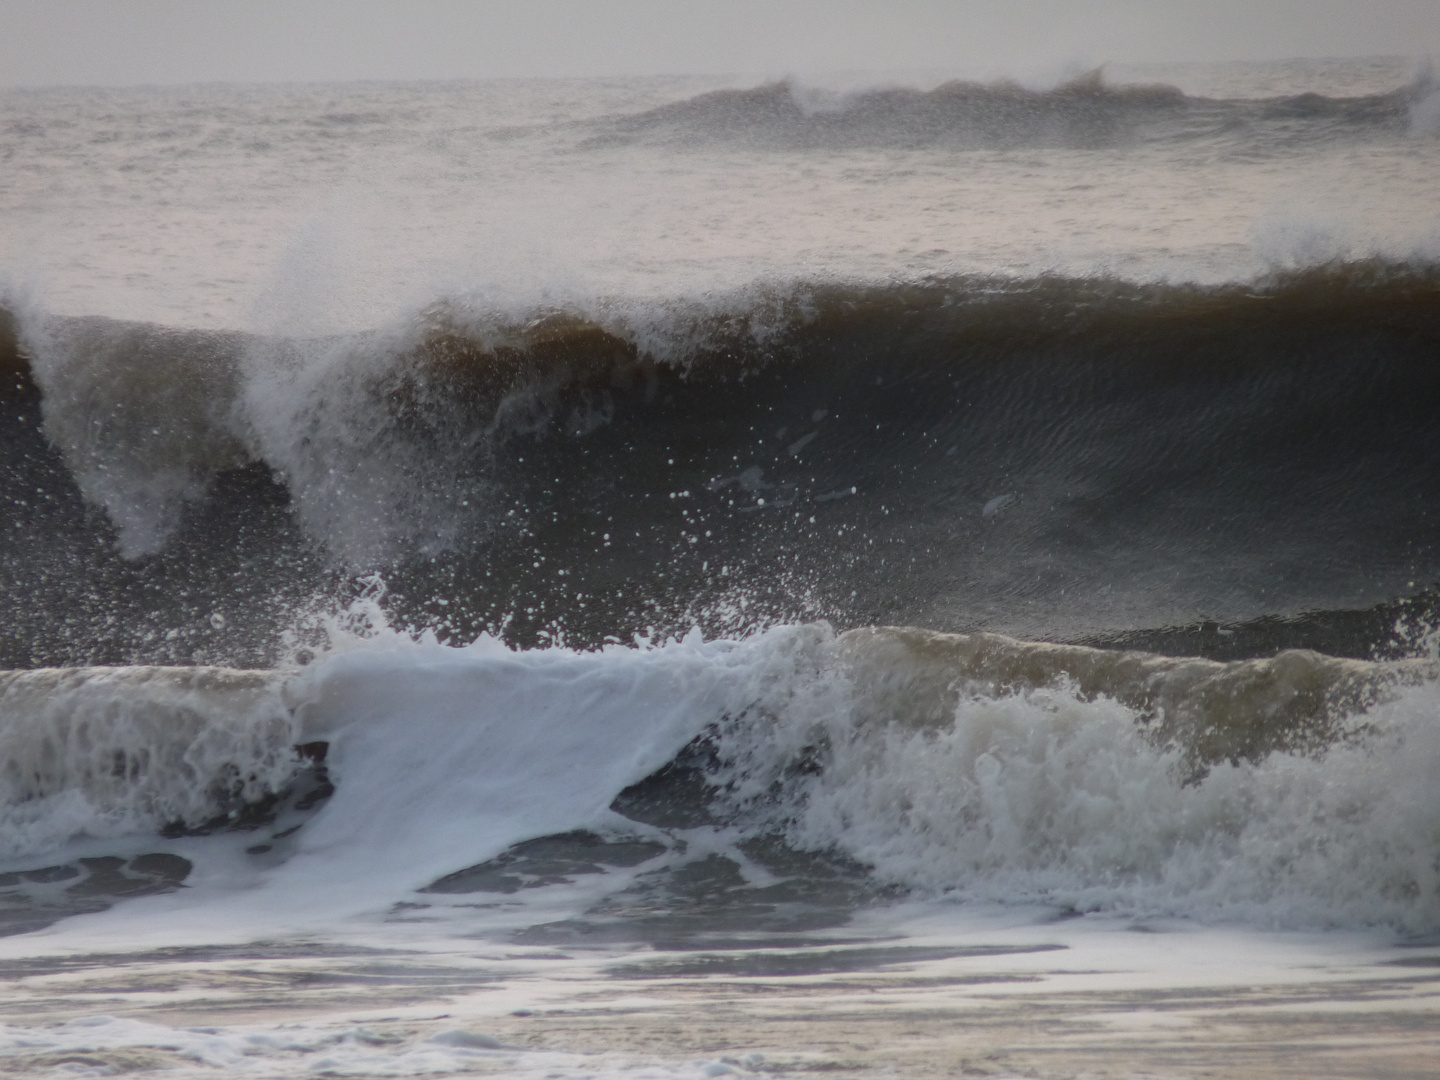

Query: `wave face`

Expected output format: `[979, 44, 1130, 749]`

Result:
[584, 70, 1439, 150]
[5, 263, 1440, 665]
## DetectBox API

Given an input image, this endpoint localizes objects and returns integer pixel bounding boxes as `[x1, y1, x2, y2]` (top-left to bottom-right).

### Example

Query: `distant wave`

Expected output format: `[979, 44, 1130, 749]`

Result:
[581, 70, 1435, 150]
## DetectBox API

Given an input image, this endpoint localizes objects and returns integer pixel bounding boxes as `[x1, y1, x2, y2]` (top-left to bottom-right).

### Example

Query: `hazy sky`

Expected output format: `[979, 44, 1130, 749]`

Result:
[1, 0, 1437, 87]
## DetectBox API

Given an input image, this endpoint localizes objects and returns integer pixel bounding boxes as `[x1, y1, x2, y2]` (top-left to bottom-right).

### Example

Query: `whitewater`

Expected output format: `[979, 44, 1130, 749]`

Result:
[1, 56, 1440, 1078]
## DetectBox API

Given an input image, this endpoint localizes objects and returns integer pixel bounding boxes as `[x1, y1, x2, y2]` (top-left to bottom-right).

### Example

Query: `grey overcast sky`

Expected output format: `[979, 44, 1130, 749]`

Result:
[1, 0, 1437, 87]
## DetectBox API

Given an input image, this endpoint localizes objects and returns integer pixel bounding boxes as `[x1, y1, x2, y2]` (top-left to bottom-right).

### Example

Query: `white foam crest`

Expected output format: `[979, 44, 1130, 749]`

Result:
[270, 624, 830, 902]
[715, 659, 1440, 931]
[259, 619, 1440, 932]
[5, 621, 1439, 936]
[237, 325, 492, 567]
[18, 311, 251, 558]
[0, 623, 842, 940]
[0, 667, 296, 858]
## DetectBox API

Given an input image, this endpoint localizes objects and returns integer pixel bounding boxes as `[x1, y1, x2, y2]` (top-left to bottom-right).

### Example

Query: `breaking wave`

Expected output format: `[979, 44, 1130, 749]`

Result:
[4, 260, 1440, 664]
[1, 623, 1438, 931]
[8, 261, 1440, 558]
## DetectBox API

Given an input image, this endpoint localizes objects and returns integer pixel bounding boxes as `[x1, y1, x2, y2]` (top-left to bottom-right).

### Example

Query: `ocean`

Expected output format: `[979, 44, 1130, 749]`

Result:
[1, 56, 1439, 1077]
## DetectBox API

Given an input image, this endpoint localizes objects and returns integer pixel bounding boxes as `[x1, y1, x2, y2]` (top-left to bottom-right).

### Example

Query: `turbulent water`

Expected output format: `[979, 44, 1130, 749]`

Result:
[2, 58, 1440, 1046]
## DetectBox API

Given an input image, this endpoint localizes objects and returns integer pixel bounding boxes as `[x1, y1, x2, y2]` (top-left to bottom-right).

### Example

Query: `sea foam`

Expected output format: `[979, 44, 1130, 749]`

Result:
[2, 623, 1437, 934]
